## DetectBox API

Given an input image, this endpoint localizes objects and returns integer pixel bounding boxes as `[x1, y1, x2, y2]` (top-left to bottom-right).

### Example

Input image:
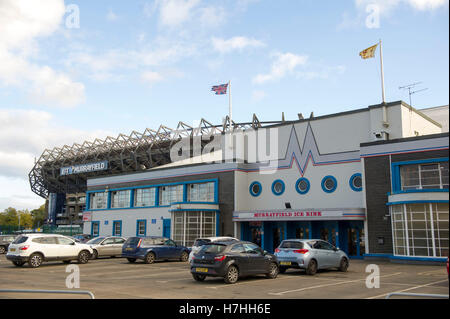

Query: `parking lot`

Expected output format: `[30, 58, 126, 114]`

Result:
[0, 254, 448, 299]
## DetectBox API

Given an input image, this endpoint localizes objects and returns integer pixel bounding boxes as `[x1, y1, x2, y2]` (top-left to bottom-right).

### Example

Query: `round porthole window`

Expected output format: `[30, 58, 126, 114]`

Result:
[249, 182, 262, 197]
[295, 178, 310, 195]
[321, 176, 337, 193]
[349, 173, 362, 192]
[271, 180, 285, 196]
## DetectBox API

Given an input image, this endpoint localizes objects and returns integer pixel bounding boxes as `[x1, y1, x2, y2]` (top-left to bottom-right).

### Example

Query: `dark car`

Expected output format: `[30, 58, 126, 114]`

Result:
[122, 236, 190, 264]
[72, 234, 92, 243]
[190, 240, 279, 284]
[0, 235, 16, 254]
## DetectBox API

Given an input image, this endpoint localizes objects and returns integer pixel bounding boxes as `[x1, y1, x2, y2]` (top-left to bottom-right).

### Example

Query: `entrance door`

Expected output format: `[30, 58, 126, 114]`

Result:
[295, 227, 310, 239]
[273, 226, 285, 251]
[347, 228, 358, 256]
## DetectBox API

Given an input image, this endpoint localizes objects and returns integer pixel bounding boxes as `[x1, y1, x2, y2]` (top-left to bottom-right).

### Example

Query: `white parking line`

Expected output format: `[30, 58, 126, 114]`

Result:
[268, 272, 403, 296]
[366, 279, 449, 299]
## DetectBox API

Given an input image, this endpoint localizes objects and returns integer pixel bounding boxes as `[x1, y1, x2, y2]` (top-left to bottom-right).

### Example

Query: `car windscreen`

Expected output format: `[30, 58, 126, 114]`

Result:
[193, 239, 211, 247]
[86, 237, 105, 245]
[12, 235, 28, 244]
[199, 243, 227, 254]
[280, 241, 304, 249]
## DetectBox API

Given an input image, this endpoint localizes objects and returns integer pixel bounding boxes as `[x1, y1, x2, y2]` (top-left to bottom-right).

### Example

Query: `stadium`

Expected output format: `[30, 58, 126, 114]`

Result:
[29, 101, 449, 262]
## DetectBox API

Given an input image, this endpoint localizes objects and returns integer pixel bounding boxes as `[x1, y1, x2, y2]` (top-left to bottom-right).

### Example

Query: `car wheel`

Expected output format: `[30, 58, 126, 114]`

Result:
[266, 262, 279, 279]
[0, 246, 6, 254]
[28, 253, 43, 268]
[91, 250, 98, 260]
[127, 258, 136, 263]
[339, 257, 349, 272]
[306, 259, 317, 275]
[180, 251, 189, 262]
[12, 261, 25, 267]
[192, 274, 206, 282]
[144, 252, 155, 264]
[279, 266, 287, 274]
[77, 250, 90, 264]
[224, 265, 239, 284]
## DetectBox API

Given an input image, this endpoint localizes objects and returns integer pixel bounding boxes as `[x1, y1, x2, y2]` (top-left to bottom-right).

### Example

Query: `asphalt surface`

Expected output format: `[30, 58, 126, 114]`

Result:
[0, 254, 448, 299]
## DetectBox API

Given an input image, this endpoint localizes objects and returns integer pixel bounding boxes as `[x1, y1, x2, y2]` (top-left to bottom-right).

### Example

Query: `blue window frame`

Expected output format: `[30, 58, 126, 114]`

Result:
[112, 220, 122, 236]
[321, 175, 337, 193]
[391, 158, 449, 194]
[136, 220, 147, 237]
[91, 221, 100, 237]
[349, 173, 363, 192]
[295, 177, 310, 195]
[271, 179, 285, 196]
[249, 181, 262, 197]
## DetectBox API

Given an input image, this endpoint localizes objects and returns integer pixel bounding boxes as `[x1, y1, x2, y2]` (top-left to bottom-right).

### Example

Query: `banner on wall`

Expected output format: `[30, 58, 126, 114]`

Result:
[232, 208, 365, 222]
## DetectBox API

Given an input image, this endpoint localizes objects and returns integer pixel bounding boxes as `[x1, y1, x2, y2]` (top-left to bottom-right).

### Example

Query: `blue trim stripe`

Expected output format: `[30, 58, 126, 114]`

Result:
[387, 200, 449, 206]
[364, 253, 447, 262]
[361, 146, 449, 158]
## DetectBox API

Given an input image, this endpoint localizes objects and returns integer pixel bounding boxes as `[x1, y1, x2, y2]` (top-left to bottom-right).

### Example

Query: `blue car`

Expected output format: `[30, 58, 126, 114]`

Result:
[122, 236, 190, 264]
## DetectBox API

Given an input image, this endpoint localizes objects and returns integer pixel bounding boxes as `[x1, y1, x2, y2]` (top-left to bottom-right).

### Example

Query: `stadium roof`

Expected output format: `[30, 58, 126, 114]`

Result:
[29, 115, 284, 198]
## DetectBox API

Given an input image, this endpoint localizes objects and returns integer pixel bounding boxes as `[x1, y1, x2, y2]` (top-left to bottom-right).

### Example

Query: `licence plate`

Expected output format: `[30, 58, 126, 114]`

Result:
[9, 248, 16, 252]
[126, 247, 133, 251]
[280, 261, 291, 266]
[195, 268, 208, 273]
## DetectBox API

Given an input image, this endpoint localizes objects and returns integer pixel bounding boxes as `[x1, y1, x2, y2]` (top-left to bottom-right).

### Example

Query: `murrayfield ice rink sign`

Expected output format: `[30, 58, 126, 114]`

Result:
[60, 161, 108, 176]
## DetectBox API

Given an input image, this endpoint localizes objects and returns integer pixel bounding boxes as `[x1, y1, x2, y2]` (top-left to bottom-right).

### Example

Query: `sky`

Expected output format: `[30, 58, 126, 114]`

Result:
[0, 0, 449, 212]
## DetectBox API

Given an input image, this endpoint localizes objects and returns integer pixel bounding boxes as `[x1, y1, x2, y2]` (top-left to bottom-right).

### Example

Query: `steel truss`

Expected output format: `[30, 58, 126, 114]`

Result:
[29, 115, 283, 198]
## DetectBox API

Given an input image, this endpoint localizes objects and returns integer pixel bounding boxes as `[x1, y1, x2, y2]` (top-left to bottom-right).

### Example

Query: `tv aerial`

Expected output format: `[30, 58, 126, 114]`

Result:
[399, 82, 428, 107]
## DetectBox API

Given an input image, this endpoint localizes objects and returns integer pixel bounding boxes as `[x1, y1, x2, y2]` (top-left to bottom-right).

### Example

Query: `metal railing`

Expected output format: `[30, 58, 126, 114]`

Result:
[385, 292, 449, 299]
[0, 289, 95, 299]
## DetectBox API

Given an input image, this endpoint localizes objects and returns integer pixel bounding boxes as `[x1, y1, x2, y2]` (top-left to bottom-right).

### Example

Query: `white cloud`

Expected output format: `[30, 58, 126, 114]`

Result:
[252, 90, 267, 102]
[0, 108, 113, 211]
[140, 71, 164, 85]
[0, 0, 85, 108]
[199, 6, 227, 27]
[355, 0, 448, 13]
[253, 52, 308, 84]
[153, 0, 201, 28]
[212, 36, 266, 54]
[106, 8, 118, 21]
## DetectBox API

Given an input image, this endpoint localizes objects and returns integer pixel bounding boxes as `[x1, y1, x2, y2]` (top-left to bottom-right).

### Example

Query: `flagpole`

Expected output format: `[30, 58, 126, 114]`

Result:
[228, 80, 232, 130]
[379, 39, 386, 103]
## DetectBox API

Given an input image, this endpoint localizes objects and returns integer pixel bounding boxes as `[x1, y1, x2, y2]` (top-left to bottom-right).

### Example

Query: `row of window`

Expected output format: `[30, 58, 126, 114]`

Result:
[399, 161, 448, 191]
[249, 174, 363, 197]
[89, 181, 216, 210]
[91, 220, 146, 237]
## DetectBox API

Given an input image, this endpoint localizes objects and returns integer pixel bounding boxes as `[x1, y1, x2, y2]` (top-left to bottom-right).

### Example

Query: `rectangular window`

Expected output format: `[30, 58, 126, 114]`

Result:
[137, 220, 146, 237]
[113, 221, 122, 236]
[400, 161, 449, 191]
[171, 211, 216, 247]
[111, 190, 131, 208]
[92, 222, 100, 237]
[134, 188, 156, 207]
[391, 203, 449, 258]
[187, 182, 215, 202]
[90, 192, 107, 209]
[159, 185, 183, 206]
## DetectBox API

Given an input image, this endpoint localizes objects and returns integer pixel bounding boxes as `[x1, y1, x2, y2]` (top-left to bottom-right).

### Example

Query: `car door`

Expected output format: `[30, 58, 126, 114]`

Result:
[311, 241, 330, 268]
[228, 244, 249, 274]
[113, 238, 126, 256]
[56, 236, 78, 259]
[243, 243, 267, 274]
[99, 238, 116, 257]
[34, 236, 59, 259]
[164, 239, 178, 259]
[322, 241, 341, 268]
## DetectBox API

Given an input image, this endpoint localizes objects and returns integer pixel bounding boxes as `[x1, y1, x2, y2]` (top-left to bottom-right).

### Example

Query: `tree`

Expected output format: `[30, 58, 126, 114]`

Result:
[31, 204, 47, 228]
[0, 207, 19, 226]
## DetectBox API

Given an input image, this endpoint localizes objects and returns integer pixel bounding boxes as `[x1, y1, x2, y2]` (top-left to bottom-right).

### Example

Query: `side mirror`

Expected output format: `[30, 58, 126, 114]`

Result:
[263, 250, 268, 255]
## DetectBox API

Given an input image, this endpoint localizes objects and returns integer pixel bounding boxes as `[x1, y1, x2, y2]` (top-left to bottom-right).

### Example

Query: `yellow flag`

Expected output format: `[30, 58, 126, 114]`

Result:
[359, 43, 378, 59]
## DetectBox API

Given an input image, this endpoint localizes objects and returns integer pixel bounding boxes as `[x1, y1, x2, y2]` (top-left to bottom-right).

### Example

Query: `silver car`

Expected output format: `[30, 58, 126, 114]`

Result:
[86, 236, 126, 259]
[274, 239, 349, 275]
